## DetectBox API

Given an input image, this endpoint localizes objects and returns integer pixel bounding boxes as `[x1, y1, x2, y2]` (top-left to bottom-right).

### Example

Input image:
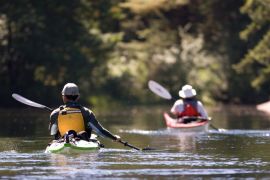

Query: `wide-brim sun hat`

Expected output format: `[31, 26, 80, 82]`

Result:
[62, 83, 80, 96]
[179, 84, 196, 98]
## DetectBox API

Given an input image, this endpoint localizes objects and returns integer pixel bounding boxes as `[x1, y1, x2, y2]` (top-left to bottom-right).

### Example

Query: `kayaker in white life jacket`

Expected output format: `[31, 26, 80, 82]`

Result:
[170, 84, 208, 123]
[49, 83, 121, 142]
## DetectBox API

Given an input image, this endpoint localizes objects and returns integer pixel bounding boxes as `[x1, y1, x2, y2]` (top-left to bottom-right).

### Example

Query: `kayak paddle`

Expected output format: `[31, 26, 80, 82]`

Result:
[148, 80, 173, 100]
[12, 93, 52, 111]
[148, 80, 226, 132]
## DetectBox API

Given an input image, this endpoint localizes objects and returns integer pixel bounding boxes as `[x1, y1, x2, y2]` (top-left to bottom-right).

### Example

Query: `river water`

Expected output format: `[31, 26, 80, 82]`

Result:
[1, 105, 270, 179]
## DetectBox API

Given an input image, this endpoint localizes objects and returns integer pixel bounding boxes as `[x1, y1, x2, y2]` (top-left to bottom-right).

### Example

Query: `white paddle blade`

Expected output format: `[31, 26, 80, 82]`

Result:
[12, 93, 47, 109]
[148, 80, 172, 100]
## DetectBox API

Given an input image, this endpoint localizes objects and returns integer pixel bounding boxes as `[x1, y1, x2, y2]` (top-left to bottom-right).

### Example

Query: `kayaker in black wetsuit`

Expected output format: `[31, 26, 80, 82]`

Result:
[49, 83, 121, 142]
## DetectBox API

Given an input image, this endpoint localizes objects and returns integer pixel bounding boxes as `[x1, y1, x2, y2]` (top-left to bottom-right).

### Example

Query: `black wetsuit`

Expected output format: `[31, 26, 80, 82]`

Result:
[49, 101, 117, 140]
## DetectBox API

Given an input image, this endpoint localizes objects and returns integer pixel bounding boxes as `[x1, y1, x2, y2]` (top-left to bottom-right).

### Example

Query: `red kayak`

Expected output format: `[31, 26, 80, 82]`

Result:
[163, 112, 209, 132]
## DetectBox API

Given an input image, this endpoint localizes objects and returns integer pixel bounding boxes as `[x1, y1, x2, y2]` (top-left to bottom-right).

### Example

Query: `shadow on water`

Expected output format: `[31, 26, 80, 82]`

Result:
[1, 105, 270, 178]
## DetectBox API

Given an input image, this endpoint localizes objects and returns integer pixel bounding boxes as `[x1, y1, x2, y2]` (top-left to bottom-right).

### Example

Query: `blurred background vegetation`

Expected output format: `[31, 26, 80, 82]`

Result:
[0, 0, 269, 108]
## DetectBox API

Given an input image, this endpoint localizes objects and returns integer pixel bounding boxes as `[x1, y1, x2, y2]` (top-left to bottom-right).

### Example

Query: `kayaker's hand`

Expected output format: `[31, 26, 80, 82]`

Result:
[114, 135, 121, 142]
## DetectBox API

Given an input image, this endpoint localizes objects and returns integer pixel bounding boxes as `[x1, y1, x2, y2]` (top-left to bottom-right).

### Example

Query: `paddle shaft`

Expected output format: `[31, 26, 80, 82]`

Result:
[181, 116, 211, 121]
[44, 106, 53, 111]
[119, 140, 140, 150]
[209, 124, 219, 131]
[119, 140, 154, 151]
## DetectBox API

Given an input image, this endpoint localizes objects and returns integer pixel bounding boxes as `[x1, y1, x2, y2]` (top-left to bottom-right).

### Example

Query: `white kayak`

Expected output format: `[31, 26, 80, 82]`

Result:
[45, 134, 101, 154]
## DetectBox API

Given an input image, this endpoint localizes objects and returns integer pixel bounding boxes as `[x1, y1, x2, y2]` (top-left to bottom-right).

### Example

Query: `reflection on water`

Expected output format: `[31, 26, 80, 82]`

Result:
[1, 105, 270, 179]
[120, 128, 203, 152]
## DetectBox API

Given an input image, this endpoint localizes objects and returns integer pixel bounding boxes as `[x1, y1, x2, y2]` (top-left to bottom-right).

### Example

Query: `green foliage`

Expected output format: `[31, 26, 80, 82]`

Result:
[1, 0, 269, 107]
[234, 0, 270, 96]
[189, 0, 252, 103]
[108, 0, 248, 103]
[0, 0, 122, 106]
